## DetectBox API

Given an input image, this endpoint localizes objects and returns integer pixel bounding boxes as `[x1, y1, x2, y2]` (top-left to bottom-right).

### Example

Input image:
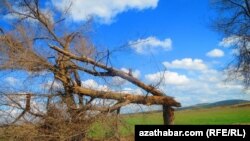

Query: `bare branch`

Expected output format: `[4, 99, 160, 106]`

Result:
[50, 45, 175, 99]
[73, 86, 181, 107]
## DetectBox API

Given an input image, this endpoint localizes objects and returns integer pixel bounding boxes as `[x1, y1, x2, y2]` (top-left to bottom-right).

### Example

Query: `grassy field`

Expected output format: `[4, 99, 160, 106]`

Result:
[88, 105, 250, 138]
[1, 105, 249, 140]
[124, 106, 250, 125]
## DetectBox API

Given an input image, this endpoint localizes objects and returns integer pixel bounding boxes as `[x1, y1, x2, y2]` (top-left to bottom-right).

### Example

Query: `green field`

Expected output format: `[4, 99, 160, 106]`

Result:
[89, 105, 250, 138]
[1, 105, 249, 140]
[125, 106, 250, 125]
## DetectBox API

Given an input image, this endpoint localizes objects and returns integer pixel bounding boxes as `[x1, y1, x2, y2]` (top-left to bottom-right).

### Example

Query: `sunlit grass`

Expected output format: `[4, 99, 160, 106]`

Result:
[87, 106, 250, 138]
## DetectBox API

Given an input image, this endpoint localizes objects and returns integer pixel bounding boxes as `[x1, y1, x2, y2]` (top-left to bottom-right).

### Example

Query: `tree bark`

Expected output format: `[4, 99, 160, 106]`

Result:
[163, 105, 175, 125]
[73, 86, 181, 107]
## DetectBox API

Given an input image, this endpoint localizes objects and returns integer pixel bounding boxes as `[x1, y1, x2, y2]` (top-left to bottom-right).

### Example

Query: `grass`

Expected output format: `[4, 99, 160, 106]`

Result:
[124, 106, 250, 125]
[1, 105, 250, 140]
[102, 106, 250, 137]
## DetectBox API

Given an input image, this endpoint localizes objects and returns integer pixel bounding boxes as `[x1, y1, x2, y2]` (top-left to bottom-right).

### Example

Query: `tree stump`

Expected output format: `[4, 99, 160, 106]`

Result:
[163, 105, 175, 125]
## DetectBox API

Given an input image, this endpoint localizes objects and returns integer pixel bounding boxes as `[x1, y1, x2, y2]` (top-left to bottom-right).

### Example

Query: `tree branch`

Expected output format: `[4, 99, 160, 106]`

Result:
[229, 0, 250, 17]
[50, 45, 176, 101]
[73, 86, 181, 107]
[73, 100, 131, 113]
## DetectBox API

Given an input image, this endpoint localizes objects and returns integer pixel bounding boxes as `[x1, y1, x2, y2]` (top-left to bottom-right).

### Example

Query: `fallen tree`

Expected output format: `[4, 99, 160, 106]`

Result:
[0, 0, 181, 140]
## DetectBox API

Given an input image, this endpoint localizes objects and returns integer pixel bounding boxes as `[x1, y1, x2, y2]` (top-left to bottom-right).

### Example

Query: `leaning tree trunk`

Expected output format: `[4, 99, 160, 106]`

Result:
[163, 105, 175, 125]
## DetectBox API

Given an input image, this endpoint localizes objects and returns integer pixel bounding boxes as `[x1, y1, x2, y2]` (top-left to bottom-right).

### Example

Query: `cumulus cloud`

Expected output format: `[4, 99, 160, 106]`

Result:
[81, 79, 108, 91]
[52, 0, 158, 23]
[180, 73, 245, 105]
[143, 58, 250, 107]
[129, 36, 172, 54]
[206, 48, 224, 58]
[219, 36, 241, 47]
[163, 58, 207, 71]
[145, 71, 190, 85]
[156, 68, 248, 106]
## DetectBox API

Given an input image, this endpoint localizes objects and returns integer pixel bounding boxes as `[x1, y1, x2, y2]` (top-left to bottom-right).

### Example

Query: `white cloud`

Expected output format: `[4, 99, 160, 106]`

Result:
[120, 87, 143, 95]
[129, 36, 172, 54]
[216, 82, 243, 90]
[206, 48, 224, 58]
[52, 0, 158, 23]
[81, 79, 108, 91]
[82, 79, 99, 88]
[5, 77, 19, 86]
[163, 58, 207, 71]
[219, 36, 241, 47]
[158, 68, 249, 106]
[145, 71, 190, 85]
[143, 58, 250, 107]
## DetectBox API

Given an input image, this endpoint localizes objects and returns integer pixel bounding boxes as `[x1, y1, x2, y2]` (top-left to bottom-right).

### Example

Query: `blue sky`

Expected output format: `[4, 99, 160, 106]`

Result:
[1, 0, 250, 109]
[84, 0, 250, 106]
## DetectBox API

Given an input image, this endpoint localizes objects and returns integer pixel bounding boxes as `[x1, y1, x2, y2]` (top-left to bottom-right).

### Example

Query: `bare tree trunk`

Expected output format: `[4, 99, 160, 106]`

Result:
[114, 113, 120, 141]
[163, 105, 174, 125]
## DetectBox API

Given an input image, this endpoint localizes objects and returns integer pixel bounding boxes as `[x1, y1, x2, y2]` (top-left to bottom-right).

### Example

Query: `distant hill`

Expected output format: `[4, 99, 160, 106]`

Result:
[177, 99, 250, 111]
[122, 99, 250, 115]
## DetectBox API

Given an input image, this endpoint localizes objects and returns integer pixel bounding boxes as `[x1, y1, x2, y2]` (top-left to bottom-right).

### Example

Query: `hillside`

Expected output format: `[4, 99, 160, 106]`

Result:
[177, 99, 250, 111]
